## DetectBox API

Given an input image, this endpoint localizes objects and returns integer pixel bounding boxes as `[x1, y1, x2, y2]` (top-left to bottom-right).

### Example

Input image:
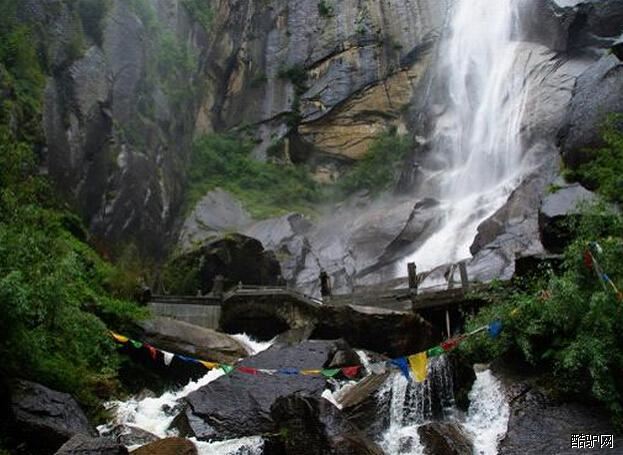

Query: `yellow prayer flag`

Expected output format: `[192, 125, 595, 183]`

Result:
[111, 332, 129, 344]
[408, 352, 428, 383]
[199, 361, 219, 370]
[301, 369, 322, 376]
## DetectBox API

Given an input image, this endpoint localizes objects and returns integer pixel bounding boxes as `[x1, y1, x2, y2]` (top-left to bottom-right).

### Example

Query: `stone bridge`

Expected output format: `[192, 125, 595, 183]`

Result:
[149, 264, 491, 355]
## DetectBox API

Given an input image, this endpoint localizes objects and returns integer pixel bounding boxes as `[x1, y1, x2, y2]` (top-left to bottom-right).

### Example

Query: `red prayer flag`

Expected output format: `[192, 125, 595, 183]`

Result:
[237, 366, 259, 375]
[144, 344, 158, 361]
[583, 250, 593, 269]
[341, 366, 361, 379]
[441, 336, 466, 352]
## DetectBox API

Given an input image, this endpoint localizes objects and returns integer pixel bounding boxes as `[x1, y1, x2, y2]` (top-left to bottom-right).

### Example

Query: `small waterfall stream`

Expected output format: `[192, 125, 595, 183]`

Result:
[378, 358, 509, 455]
[402, 0, 530, 271]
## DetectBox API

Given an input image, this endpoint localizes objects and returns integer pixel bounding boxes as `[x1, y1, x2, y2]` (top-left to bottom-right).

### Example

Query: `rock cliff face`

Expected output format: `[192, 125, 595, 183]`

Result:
[19, 0, 206, 257]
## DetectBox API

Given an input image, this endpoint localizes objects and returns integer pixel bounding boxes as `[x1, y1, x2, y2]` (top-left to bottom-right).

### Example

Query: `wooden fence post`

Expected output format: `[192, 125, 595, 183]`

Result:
[408, 262, 418, 295]
[459, 261, 469, 291]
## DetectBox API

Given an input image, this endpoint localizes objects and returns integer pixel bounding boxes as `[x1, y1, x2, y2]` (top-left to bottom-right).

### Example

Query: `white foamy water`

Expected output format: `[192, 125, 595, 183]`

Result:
[402, 0, 530, 271]
[379, 356, 455, 455]
[99, 334, 274, 452]
[465, 370, 510, 455]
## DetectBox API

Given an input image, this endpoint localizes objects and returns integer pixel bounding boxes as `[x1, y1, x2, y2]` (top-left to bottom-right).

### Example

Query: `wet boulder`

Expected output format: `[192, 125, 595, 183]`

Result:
[338, 372, 391, 438]
[271, 394, 384, 455]
[138, 316, 248, 364]
[418, 422, 473, 455]
[132, 437, 197, 455]
[10, 380, 96, 454]
[538, 180, 597, 253]
[179, 189, 252, 250]
[613, 34, 623, 61]
[161, 234, 281, 295]
[562, 54, 623, 169]
[54, 435, 128, 455]
[175, 340, 354, 441]
[99, 424, 159, 447]
[313, 305, 435, 357]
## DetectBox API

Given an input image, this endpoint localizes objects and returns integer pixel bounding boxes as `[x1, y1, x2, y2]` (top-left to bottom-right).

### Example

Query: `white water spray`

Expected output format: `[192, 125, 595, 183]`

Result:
[465, 369, 510, 455]
[403, 0, 530, 271]
[98, 334, 274, 453]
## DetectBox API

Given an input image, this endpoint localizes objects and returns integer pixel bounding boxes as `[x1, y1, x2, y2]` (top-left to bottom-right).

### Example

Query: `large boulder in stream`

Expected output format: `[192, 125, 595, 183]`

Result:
[417, 422, 473, 455]
[132, 437, 197, 455]
[10, 380, 96, 454]
[54, 435, 128, 455]
[175, 340, 358, 441]
[138, 316, 248, 364]
[271, 394, 384, 455]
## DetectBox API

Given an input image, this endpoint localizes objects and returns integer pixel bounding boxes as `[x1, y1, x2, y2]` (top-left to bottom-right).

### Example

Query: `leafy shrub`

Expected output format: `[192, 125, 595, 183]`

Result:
[338, 130, 413, 195]
[318, 0, 334, 17]
[575, 114, 623, 203]
[78, 0, 112, 46]
[186, 133, 322, 218]
[460, 202, 623, 427]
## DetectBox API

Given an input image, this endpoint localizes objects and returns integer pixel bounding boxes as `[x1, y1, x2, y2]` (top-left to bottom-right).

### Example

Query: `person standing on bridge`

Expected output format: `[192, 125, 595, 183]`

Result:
[320, 270, 332, 300]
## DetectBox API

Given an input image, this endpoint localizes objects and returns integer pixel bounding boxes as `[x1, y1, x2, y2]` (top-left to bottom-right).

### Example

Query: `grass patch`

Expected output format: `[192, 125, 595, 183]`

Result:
[338, 129, 413, 195]
[186, 133, 323, 219]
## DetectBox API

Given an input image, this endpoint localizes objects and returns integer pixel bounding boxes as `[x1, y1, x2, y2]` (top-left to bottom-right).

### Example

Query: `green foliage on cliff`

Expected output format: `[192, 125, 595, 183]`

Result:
[462, 203, 623, 426]
[187, 133, 323, 218]
[338, 129, 413, 195]
[182, 0, 214, 31]
[0, 12, 147, 412]
[574, 114, 623, 203]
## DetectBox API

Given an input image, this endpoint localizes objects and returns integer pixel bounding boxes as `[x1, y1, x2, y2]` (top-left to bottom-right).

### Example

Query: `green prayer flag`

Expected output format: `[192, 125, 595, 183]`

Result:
[321, 368, 340, 378]
[220, 364, 234, 374]
[130, 340, 143, 349]
[427, 346, 445, 357]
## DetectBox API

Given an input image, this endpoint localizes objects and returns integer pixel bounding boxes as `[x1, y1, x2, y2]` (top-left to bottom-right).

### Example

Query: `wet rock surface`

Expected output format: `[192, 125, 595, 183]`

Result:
[10, 380, 96, 454]
[54, 435, 128, 455]
[271, 394, 384, 455]
[132, 437, 197, 455]
[418, 422, 473, 455]
[138, 317, 248, 364]
[539, 180, 597, 253]
[100, 424, 159, 448]
[177, 340, 352, 441]
[162, 234, 281, 295]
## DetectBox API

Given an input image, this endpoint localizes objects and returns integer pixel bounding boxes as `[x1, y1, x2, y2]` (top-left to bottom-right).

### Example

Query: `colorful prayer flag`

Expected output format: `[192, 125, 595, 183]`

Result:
[199, 360, 219, 370]
[162, 351, 174, 366]
[301, 369, 322, 376]
[238, 366, 258, 375]
[390, 357, 411, 380]
[177, 355, 198, 364]
[111, 332, 129, 344]
[278, 368, 300, 375]
[369, 362, 387, 375]
[220, 364, 234, 374]
[144, 344, 157, 360]
[321, 368, 340, 378]
[488, 320, 503, 338]
[408, 352, 428, 383]
[130, 340, 143, 349]
[441, 337, 463, 352]
[583, 250, 593, 269]
[341, 366, 361, 379]
[426, 346, 445, 358]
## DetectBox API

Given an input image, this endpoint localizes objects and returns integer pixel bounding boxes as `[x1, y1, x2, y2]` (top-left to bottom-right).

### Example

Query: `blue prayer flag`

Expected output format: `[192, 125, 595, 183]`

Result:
[390, 358, 411, 380]
[488, 320, 503, 338]
[278, 368, 299, 375]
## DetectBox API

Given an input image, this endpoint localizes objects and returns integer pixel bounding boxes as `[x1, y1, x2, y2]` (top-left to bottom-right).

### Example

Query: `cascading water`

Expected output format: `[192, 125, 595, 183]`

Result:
[403, 0, 530, 271]
[378, 356, 456, 454]
[377, 359, 510, 455]
[98, 334, 273, 454]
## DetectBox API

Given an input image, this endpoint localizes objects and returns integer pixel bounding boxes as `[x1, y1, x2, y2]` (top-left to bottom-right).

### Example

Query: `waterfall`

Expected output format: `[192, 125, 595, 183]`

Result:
[98, 334, 274, 453]
[403, 0, 529, 271]
[377, 360, 510, 455]
[378, 356, 455, 454]
[465, 370, 510, 455]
